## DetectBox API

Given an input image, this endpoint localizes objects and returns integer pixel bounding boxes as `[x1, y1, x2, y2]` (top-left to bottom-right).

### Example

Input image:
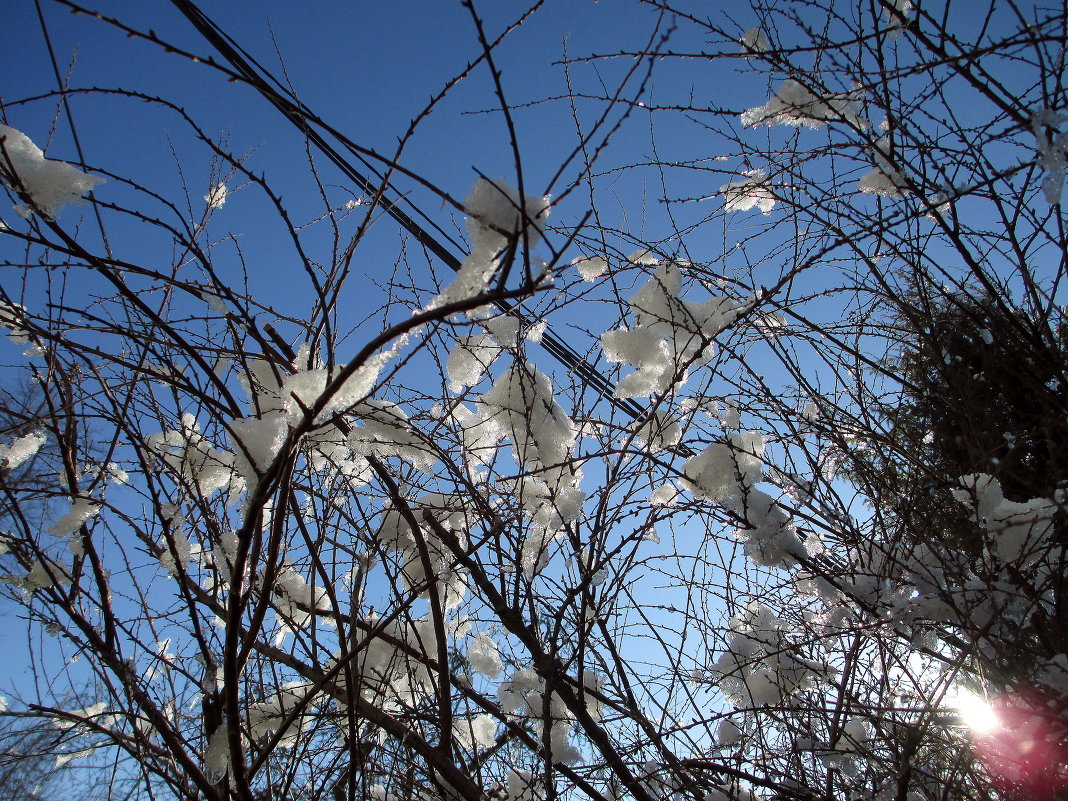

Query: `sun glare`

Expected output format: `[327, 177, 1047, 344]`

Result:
[950, 689, 1000, 733]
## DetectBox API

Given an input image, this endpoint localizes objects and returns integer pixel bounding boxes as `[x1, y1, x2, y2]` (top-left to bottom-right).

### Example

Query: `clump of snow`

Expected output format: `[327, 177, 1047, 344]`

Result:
[376, 493, 470, 609]
[683, 432, 764, 504]
[203, 722, 230, 784]
[454, 713, 497, 751]
[857, 136, 908, 197]
[721, 169, 776, 214]
[884, 0, 914, 39]
[650, 483, 679, 507]
[953, 473, 1057, 564]
[742, 79, 866, 129]
[467, 632, 502, 678]
[479, 363, 575, 469]
[430, 178, 550, 308]
[600, 262, 740, 399]
[711, 601, 826, 707]
[0, 125, 104, 218]
[630, 411, 682, 451]
[717, 718, 743, 745]
[47, 497, 102, 538]
[24, 558, 71, 591]
[273, 563, 333, 644]
[572, 255, 608, 281]
[146, 414, 243, 498]
[229, 415, 289, 482]
[0, 431, 45, 470]
[683, 432, 803, 568]
[740, 26, 769, 54]
[247, 681, 314, 747]
[447, 333, 503, 392]
[158, 514, 203, 577]
[1032, 108, 1068, 204]
[204, 182, 229, 209]
[0, 300, 31, 345]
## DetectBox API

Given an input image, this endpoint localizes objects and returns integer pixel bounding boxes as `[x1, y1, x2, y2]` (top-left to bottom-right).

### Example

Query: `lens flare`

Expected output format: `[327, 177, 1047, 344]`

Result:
[949, 688, 1000, 733]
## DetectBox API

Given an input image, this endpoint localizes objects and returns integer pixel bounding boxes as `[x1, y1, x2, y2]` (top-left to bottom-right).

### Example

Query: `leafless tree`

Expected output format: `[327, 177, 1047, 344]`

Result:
[1, 1, 1066, 800]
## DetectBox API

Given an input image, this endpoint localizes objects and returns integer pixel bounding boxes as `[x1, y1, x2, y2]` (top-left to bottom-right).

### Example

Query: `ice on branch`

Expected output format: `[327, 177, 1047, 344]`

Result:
[203, 722, 230, 785]
[498, 669, 582, 763]
[740, 26, 769, 54]
[742, 79, 866, 129]
[953, 473, 1057, 564]
[601, 262, 740, 398]
[146, 414, 243, 498]
[721, 169, 776, 214]
[0, 300, 31, 345]
[0, 124, 104, 218]
[479, 363, 575, 469]
[884, 0, 914, 38]
[431, 178, 550, 308]
[377, 492, 470, 609]
[47, 496, 102, 538]
[273, 563, 333, 644]
[353, 617, 440, 710]
[1032, 108, 1068, 204]
[349, 399, 436, 472]
[711, 602, 827, 707]
[0, 430, 45, 470]
[447, 333, 503, 392]
[454, 714, 497, 751]
[247, 681, 314, 746]
[857, 136, 908, 197]
[52, 701, 119, 731]
[467, 631, 502, 678]
[158, 515, 203, 577]
[572, 255, 608, 281]
[683, 432, 804, 568]
[204, 182, 229, 209]
[24, 558, 71, 591]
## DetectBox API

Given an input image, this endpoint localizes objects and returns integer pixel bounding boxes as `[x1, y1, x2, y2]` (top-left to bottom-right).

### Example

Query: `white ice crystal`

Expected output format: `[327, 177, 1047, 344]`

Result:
[0, 125, 104, 218]
[467, 631, 502, 678]
[430, 178, 550, 309]
[572, 255, 609, 281]
[204, 182, 229, 209]
[47, 497, 102, 538]
[742, 79, 866, 129]
[0, 431, 45, 470]
[857, 136, 908, 197]
[721, 169, 776, 214]
[740, 26, 769, 54]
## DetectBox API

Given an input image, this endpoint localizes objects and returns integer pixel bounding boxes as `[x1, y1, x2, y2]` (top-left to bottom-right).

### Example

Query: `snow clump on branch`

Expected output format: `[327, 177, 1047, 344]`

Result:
[0, 124, 104, 218]
[741, 79, 866, 129]
[431, 178, 550, 308]
[720, 168, 776, 214]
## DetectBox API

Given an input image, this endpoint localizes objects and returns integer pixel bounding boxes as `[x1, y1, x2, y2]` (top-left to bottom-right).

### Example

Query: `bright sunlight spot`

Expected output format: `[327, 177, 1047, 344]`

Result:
[950, 689, 1000, 733]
